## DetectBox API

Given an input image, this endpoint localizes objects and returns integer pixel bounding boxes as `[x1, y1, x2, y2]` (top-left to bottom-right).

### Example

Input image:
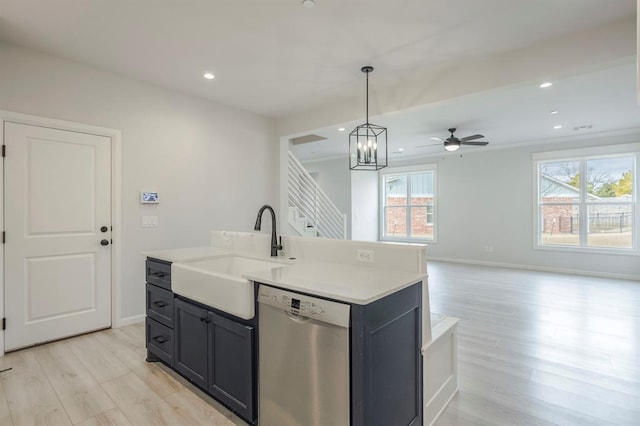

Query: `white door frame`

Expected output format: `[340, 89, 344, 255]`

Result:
[0, 110, 122, 355]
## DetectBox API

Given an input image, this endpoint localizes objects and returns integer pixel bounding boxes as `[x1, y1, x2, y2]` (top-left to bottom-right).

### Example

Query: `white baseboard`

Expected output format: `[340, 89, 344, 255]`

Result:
[116, 314, 145, 328]
[428, 256, 640, 281]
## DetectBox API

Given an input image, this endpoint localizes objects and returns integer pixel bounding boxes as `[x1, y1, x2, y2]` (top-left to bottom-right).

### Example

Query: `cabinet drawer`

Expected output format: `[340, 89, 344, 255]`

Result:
[146, 283, 174, 328]
[146, 318, 175, 366]
[146, 259, 171, 290]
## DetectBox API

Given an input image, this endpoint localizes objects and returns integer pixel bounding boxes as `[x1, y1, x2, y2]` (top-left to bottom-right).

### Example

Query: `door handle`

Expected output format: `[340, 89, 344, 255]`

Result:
[100, 226, 109, 233]
[100, 239, 110, 246]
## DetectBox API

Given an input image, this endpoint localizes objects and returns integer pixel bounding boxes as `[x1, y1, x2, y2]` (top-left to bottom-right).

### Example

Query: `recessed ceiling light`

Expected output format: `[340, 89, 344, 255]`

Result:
[203, 73, 215, 80]
[338, 127, 345, 132]
[398, 148, 404, 152]
[539, 82, 553, 88]
[553, 125, 563, 129]
[550, 110, 559, 115]
[302, 0, 315, 8]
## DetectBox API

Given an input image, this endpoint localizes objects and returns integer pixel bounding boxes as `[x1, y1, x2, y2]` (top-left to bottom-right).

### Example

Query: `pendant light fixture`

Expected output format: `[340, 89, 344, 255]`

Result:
[349, 66, 387, 170]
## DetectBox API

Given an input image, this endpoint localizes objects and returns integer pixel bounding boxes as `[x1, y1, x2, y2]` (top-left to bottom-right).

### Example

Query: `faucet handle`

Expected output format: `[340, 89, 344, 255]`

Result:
[274, 236, 283, 251]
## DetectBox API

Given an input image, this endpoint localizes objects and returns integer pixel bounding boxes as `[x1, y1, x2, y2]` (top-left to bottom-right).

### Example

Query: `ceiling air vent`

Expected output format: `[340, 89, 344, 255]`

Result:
[573, 125, 593, 131]
[290, 134, 327, 145]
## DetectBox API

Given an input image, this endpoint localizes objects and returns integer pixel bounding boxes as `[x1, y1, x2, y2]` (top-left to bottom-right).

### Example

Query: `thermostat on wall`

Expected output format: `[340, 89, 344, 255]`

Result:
[141, 191, 159, 204]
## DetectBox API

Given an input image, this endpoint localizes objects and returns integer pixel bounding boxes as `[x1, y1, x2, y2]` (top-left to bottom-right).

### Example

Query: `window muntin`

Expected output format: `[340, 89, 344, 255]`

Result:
[537, 153, 635, 251]
[381, 170, 435, 241]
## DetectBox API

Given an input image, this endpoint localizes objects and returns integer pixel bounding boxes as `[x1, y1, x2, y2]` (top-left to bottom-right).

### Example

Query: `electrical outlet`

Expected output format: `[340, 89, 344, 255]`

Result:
[357, 249, 374, 263]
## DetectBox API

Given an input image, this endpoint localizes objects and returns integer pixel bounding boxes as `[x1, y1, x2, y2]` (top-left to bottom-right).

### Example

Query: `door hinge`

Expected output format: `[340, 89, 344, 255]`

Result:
[1, 231, 4, 244]
[2, 318, 5, 330]
[1, 145, 5, 157]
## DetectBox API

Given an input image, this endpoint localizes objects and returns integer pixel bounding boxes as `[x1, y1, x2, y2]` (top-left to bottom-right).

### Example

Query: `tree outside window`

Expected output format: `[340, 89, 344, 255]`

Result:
[538, 154, 635, 250]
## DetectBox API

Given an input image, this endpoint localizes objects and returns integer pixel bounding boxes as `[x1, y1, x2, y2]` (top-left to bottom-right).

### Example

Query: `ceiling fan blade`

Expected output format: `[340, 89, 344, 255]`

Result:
[461, 141, 489, 146]
[429, 137, 444, 141]
[460, 134, 484, 142]
[416, 143, 443, 148]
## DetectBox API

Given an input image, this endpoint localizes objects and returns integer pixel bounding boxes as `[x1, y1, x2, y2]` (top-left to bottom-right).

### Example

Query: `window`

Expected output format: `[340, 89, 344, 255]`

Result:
[380, 166, 436, 241]
[534, 145, 638, 253]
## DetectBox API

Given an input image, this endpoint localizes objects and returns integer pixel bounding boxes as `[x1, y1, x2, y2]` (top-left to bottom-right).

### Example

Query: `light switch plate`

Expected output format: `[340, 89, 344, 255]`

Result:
[141, 215, 158, 227]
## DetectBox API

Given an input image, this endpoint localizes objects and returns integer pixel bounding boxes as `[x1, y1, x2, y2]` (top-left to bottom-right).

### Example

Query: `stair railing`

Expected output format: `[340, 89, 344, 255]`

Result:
[288, 151, 347, 239]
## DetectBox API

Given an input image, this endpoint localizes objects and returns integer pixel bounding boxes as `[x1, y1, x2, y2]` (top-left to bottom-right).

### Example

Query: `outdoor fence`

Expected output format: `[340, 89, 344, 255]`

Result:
[546, 212, 632, 235]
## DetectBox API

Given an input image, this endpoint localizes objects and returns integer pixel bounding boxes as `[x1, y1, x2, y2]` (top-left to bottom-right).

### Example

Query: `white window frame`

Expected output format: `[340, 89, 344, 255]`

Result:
[532, 143, 640, 256]
[379, 164, 437, 243]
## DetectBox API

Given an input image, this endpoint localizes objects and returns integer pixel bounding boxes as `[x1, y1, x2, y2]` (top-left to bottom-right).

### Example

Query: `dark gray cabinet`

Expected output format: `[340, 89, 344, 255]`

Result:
[208, 311, 254, 421]
[145, 259, 171, 290]
[146, 257, 257, 424]
[145, 258, 175, 365]
[174, 297, 255, 422]
[145, 315, 174, 365]
[350, 283, 422, 426]
[174, 298, 208, 389]
[146, 283, 174, 327]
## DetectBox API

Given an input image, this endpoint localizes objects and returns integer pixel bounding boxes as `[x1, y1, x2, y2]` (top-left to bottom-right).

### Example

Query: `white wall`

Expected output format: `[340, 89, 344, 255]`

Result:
[351, 171, 379, 241]
[390, 133, 640, 279]
[0, 42, 277, 322]
[301, 157, 352, 238]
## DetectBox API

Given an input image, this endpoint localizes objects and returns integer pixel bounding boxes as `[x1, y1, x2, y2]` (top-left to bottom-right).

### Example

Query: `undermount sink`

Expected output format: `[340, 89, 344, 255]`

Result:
[171, 255, 283, 320]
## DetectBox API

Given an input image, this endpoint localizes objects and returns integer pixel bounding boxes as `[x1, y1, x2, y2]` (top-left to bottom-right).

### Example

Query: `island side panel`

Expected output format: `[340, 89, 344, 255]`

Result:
[351, 282, 423, 426]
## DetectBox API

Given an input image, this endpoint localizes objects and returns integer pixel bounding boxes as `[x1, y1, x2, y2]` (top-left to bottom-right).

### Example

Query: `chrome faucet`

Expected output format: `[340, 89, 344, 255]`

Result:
[254, 205, 283, 257]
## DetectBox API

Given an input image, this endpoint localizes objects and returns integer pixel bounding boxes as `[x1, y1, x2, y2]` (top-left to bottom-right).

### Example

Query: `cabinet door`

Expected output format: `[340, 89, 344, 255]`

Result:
[208, 312, 254, 421]
[174, 298, 208, 389]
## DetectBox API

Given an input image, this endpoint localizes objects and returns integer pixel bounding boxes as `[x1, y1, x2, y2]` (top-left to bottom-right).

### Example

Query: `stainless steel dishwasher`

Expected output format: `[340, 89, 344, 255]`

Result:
[258, 284, 350, 426]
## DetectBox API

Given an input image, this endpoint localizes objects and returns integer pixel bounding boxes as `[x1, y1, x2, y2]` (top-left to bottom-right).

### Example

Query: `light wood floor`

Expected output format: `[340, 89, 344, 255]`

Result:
[429, 262, 640, 426]
[0, 322, 246, 425]
[0, 262, 638, 425]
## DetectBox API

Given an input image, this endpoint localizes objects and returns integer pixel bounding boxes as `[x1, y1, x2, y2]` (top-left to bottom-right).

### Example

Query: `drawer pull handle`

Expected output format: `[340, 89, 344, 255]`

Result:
[153, 336, 167, 344]
[151, 272, 166, 278]
[153, 301, 167, 308]
[200, 317, 211, 323]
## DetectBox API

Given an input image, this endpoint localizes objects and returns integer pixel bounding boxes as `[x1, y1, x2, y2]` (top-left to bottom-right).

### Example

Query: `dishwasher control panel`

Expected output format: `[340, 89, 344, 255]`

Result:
[257, 284, 350, 327]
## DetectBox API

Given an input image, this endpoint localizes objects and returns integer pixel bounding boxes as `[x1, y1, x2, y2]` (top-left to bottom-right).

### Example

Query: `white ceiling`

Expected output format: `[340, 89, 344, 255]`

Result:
[291, 59, 640, 161]
[0, 0, 635, 118]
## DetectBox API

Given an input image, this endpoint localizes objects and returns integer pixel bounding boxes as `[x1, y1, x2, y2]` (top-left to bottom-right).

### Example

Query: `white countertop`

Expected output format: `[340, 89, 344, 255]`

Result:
[144, 247, 425, 305]
[244, 261, 424, 305]
[143, 246, 230, 263]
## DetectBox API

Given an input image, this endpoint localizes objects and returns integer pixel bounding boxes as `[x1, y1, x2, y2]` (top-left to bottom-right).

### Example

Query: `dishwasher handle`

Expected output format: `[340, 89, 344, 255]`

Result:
[285, 311, 312, 324]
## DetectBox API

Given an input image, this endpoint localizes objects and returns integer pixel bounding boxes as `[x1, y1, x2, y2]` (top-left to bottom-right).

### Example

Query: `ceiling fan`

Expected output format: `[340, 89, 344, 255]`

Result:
[420, 128, 489, 152]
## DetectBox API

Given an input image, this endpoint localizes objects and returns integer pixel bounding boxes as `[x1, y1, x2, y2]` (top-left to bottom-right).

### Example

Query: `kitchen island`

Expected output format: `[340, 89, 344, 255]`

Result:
[143, 231, 458, 425]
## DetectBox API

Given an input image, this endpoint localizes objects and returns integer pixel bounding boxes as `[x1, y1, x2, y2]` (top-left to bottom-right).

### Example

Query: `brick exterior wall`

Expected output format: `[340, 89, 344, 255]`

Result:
[385, 196, 433, 237]
[541, 197, 577, 234]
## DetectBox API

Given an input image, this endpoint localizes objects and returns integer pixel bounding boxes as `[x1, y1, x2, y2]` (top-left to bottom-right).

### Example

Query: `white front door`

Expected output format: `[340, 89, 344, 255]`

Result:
[4, 122, 112, 351]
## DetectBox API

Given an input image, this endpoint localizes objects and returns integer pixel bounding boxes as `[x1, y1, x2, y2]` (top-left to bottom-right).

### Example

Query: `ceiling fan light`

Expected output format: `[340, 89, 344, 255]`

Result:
[444, 143, 460, 152]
